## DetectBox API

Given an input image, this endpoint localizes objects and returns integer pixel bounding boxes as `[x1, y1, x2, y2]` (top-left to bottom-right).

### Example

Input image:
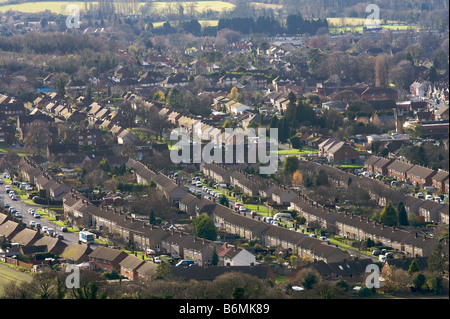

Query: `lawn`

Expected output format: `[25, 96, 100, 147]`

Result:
[272, 148, 318, 156]
[0, 145, 30, 157]
[0, 262, 32, 296]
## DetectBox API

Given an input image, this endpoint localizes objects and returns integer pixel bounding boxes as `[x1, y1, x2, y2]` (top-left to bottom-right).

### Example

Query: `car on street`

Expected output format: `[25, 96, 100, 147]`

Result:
[372, 250, 381, 256]
[425, 194, 433, 200]
[30, 221, 37, 227]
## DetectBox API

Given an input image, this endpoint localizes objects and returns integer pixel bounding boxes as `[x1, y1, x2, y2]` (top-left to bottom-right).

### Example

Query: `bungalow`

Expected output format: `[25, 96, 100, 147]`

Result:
[11, 228, 41, 246]
[33, 236, 68, 256]
[0, 220, 24, 241]
[60, 243, 93, 264]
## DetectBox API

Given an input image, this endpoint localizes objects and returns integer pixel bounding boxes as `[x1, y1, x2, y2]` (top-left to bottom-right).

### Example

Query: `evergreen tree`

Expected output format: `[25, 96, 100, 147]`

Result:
[427, 244, 446, 274]
[193, 214, 217, 241]
[379, 201, 398, 227]
[408, 259, 420, 275]
[398, 202, 409, 226]
[149, 209, 156, 225]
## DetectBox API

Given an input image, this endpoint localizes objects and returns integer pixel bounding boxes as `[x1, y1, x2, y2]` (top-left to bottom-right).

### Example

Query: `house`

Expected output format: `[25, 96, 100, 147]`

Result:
[402, 196, 424, 216]
[410, 81, 429, 97]
[120, 254, 146, 281]
[60, 243, 93, 264]
[406, 165, 437, 188]
[182, 236, 218, 266]
[135, 261, 158, 281]
[216, 243, 256, 266]
[88, 246, 129, 272]
[360, 87, 398, 101]
[439, 204, 449, 224]
[387, 160, 414, 182]
[33, 236, 68, 255]
[432, 170, 449, 194]
[0, 220, 24, 241]
[179, 193, 201, 215]
[0, 125, 16, 144]
[11, 228, 41, 246]
[289, 196, 339, 231]
[271, 187, 296, 206]
[169, 265, 274, 282]
[299, 258, 373, 282]
[161, 230, 193, 259]
[325, 141, 359, 164]
[418, 200, 443, 223]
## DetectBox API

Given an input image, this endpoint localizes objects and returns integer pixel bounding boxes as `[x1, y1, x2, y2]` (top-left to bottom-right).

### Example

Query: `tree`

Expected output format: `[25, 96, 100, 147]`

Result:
[301, 271, 318, 290]
[292, 170, 304, 187]
[379, 201, 398, 227]
[408, 259, 420, 275]
[398, 202, 409, 226]
[231, 286, 245, 299]
[412, 273, 426, 290]
[228, 87, 238, 101]
[283, 156, 299, 176]
[219, 196, 229, 207]
[24, 124, 51, 156]
[375, 54, 390, 88]
[427, 244, 447, 274]
[55, 76, 67, 96]
[193, 214, 217, 241]
[211, 248, 219, 266]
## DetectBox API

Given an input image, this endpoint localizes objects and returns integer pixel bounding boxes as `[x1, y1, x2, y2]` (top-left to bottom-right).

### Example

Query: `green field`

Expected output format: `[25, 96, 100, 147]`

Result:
[0, 262, 33, 296]
[0, 1, 234, 15]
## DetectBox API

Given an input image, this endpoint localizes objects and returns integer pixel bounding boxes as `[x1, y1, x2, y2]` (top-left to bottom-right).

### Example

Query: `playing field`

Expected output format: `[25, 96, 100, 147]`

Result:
[0, 263, 33, 296]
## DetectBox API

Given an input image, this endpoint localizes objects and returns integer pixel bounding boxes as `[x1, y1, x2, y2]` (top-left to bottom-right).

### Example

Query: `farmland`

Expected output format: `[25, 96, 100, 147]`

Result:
[0, 0, 235, 14]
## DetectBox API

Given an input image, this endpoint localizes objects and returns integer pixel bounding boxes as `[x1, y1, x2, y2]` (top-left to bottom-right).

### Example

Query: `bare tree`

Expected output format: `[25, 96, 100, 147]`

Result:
[375, 53, 391, 88]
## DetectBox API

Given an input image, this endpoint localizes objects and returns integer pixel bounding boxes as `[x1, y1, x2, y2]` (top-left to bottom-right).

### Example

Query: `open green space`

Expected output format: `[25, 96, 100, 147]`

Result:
[0, 145, 30, 157]
[0, 262, 32, 296]
[0, 1, 234, 15]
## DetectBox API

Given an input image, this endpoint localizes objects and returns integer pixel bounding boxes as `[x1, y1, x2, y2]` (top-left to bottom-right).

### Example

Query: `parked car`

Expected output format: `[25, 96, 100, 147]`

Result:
[372, 250, 381, 256]
[417, 192, 424, 199]
[30, 221, 37, 227]
[434, 197, 442, 203]
[425, 195, 433, 200]
[25, 185, 33, 191]
[14, 212, 22, 218]
[33, 213, 41, 219]
[61, 226, 68, 232]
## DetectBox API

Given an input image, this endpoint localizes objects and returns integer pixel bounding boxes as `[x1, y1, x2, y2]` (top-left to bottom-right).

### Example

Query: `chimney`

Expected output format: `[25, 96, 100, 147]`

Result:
[202, 238, 205, 244]
[194, 236, 197, 242]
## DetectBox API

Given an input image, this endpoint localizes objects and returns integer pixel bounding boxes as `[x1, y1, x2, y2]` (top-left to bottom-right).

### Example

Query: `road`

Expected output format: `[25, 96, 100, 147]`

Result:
[0, 181, 79, 245]
[182, 176, 378, 262]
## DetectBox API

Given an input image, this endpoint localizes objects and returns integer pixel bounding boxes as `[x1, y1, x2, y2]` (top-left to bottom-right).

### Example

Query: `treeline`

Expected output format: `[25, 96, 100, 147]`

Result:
[218, 13, 328, 36]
